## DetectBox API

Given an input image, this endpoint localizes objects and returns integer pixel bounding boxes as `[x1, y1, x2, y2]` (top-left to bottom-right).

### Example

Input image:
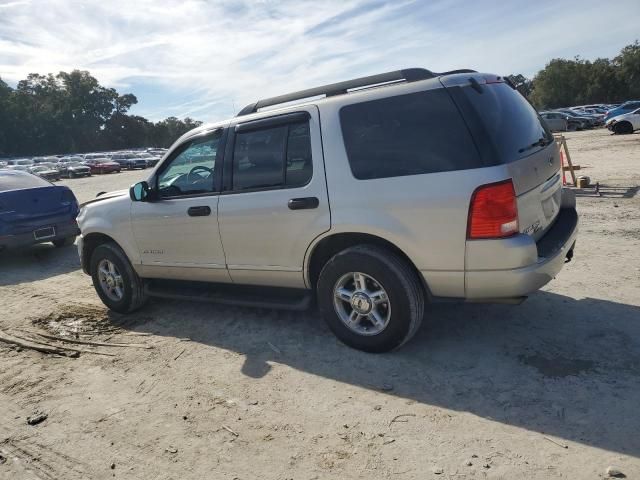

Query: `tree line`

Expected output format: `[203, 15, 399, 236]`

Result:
[0, 70, 202, 157]
[510, 41, 640, 109]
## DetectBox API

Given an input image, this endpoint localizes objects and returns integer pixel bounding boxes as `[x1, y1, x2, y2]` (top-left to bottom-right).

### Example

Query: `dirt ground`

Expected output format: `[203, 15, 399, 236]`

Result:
[1, 129, 639, 480]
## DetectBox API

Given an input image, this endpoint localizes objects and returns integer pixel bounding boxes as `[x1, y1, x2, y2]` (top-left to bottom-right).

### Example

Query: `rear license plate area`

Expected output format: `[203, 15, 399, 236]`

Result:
[33, 226, 55, 240]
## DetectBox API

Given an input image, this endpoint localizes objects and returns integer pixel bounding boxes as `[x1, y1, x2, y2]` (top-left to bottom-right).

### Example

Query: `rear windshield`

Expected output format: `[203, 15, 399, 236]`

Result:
[339, 89, 483, 180]
[447, 82, 553, 163]
[0, 171, 50, 192]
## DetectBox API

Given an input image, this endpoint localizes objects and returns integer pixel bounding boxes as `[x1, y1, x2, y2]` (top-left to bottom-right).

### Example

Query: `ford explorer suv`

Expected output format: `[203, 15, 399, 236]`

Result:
[76, 68, 578, 352]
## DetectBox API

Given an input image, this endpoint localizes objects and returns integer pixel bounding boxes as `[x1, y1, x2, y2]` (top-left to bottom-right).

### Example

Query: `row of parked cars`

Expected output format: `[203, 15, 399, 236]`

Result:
[0, 148, 168, 181]
[539, 100, 640, 134]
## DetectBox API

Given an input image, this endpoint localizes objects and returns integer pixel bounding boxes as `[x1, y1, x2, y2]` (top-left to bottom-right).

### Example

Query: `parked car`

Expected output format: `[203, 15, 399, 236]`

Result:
[6, 158, 34, 167]
[111, 153, 147, 170]
[135, 152, 162, 167]
[57, 161, 92, 178]
[77, 68, 578, 353]
[0, 170, 80, 250]
[540, 112, 582, 131]
[146, 148, 167, 156]
[84, 158, 122, 174]
[555, 109, 596, 128]
[606, 108, 640, 134]
[28, 164, 61, 181]
[604, 101, 640, 121]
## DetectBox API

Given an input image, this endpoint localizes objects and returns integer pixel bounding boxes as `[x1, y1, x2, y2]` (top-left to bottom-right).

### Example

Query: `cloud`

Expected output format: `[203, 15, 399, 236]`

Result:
[1, 0, 638, 121]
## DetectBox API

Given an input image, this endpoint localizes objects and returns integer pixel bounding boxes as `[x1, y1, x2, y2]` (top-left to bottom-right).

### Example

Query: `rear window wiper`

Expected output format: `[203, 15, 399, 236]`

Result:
[518, 137, 550, 154]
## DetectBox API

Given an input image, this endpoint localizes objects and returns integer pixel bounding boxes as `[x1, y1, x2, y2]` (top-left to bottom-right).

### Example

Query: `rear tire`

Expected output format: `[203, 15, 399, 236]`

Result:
[614, 121, 634, 135]
[52, 236, 76, 248]
[317, 245, 425, 353]
[90, 242, 147, 313]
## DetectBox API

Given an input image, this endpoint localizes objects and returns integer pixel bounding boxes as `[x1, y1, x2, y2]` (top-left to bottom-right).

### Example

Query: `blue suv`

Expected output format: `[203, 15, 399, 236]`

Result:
[605, 101, 640, 121]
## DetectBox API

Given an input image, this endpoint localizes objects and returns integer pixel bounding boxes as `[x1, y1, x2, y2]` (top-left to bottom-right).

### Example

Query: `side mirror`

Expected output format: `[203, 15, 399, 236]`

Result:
[130, 181, 150, 202]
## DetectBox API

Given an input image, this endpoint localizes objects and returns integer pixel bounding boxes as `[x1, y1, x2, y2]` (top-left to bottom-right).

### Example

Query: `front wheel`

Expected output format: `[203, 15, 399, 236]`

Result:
[90, 242, 147, 313]
[317, 245, 425, 353]
[614, 121, 634, 135]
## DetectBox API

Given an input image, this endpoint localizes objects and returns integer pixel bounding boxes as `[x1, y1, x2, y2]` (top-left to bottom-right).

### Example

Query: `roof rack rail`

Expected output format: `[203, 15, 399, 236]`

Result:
[237, 67, 441, 116]
[437, 69, 477, 75]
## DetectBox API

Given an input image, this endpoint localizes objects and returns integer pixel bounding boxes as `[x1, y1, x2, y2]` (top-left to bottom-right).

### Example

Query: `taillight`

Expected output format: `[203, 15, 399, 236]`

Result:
[467, 180, 518, 239]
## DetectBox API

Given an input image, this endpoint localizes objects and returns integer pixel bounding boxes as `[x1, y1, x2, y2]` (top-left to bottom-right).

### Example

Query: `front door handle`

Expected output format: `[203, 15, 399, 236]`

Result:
[187, 206, 211, 217]
[288, 197, 319, 210]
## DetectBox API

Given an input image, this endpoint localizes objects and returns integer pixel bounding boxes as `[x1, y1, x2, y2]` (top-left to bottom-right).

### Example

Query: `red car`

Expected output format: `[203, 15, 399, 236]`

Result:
[85, 158, 121, 174]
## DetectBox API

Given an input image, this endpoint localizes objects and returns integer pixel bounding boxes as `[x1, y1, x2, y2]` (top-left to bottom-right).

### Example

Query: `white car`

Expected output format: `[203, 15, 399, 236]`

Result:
[606, 108, 640, 134]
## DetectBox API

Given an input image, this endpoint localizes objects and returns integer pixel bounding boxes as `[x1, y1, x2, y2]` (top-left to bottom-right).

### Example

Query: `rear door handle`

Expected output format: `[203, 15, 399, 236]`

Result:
[187, 206, 211, 217]
[288, 197, 319, 210]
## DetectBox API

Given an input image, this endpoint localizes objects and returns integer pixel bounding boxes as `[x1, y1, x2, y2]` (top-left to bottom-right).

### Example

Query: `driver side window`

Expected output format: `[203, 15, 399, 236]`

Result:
[158, 132, 221, 198]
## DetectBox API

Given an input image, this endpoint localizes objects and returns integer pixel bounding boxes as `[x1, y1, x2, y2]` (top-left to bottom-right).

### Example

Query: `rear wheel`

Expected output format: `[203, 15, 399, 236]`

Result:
[614, 121, 634, 135]
[317, 245, 424, 353]
[90, 242, 147, 313]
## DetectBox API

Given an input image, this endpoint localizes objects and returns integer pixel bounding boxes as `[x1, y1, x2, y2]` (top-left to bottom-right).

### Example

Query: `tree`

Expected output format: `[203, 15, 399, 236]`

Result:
[614, 41, 640, 98]
[0, 70, 202, 156]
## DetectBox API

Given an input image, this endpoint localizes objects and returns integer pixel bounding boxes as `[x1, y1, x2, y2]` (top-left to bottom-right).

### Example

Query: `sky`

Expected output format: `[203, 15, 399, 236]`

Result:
[1, 0, 639, 122]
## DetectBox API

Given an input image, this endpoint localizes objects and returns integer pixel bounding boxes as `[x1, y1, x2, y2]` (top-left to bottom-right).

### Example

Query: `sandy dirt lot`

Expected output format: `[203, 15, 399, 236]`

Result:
[1, 129, 639, 479]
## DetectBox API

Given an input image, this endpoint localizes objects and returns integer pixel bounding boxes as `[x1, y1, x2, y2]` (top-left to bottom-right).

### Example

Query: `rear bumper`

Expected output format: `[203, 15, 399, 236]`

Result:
[465, 203, 578, 301]
[0, 220, 80, 250]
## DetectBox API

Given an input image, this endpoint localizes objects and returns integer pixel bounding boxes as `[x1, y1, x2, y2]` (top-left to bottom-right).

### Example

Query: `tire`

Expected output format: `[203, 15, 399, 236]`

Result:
[614, 121, 634, 135]
[567, 123, 577, 132]
[69, 172, 75, 178]
[90, 242, 147, 313]
[52, 236, 76, 248]
[317, 245, 425, 353]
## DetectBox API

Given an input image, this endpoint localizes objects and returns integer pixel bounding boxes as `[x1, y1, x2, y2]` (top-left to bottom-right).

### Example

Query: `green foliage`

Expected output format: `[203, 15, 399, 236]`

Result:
[525, 41, 640, 109]
[0, 70, 202, 156]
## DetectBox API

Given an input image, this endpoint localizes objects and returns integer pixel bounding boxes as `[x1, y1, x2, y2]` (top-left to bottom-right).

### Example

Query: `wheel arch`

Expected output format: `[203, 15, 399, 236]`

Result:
[81, 232, 120, 274]
[305, 232, 430, 298]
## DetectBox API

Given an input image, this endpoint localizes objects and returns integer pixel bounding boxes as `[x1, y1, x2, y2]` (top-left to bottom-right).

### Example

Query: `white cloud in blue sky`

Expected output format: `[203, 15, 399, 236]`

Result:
[1, 0, 638, 121]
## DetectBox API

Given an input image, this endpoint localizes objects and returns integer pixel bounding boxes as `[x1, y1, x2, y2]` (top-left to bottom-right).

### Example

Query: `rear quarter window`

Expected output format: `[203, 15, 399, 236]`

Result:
[339, 89, 482, 180]
[447, 82, 553, 163]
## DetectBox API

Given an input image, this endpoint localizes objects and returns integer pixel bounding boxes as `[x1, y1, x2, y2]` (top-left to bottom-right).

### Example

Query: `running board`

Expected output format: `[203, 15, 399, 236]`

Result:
[144, 280, 313, 311]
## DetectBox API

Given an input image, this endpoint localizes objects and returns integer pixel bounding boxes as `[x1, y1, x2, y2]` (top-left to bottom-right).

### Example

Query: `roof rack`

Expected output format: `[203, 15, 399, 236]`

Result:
[236, 67, 472, 116]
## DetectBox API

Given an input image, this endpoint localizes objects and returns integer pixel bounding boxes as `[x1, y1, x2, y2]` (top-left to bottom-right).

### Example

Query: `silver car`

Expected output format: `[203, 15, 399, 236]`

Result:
[77, 68, 578, 352]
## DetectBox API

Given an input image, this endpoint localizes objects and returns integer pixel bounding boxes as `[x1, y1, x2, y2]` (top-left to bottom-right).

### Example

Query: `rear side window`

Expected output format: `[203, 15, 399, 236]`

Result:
[339, 89, 481, 180]
[448, 82, 553, 163]
[232, 121, 312, 190]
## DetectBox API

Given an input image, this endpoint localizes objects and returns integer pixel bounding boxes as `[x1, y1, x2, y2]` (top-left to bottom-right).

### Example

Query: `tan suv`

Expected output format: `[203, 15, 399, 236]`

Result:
[77, 68, 578, 352]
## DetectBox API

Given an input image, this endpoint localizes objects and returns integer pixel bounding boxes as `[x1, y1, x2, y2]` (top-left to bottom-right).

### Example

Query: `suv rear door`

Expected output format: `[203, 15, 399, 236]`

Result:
[218, 106, 330, 288]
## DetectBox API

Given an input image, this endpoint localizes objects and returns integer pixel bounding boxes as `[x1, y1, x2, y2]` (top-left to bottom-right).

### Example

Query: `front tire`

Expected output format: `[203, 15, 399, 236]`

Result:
[614, 121, 634, 135]
[317, 245, 424, 353]
[90, 242, 147, 313]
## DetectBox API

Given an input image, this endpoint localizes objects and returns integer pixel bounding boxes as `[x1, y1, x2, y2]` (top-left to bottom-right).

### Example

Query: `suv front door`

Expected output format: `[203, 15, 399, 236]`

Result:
[131, 128, 231, 282]
[218, 107, 330, 288]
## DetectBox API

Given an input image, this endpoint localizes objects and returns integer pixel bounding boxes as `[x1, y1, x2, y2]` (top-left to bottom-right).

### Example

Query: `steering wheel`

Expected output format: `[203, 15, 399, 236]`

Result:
[187, 165, 213, 183]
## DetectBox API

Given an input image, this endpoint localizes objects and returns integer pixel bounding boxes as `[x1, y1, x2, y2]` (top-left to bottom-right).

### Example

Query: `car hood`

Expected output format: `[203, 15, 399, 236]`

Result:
[80, 188, 128, 207]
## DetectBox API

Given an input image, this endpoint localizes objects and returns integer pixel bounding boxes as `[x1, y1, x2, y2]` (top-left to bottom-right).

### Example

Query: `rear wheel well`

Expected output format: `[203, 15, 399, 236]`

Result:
[307, 233, 428, 296]
[81, 233, 117, 273]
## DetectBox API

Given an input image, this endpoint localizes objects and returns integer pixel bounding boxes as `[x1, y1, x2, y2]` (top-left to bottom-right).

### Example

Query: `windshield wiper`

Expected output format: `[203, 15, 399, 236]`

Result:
[518, 137, 551, 154]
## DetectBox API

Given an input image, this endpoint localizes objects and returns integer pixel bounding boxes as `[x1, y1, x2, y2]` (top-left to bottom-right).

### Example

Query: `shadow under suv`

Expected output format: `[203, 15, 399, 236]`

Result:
[76, 68, 578, 352]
